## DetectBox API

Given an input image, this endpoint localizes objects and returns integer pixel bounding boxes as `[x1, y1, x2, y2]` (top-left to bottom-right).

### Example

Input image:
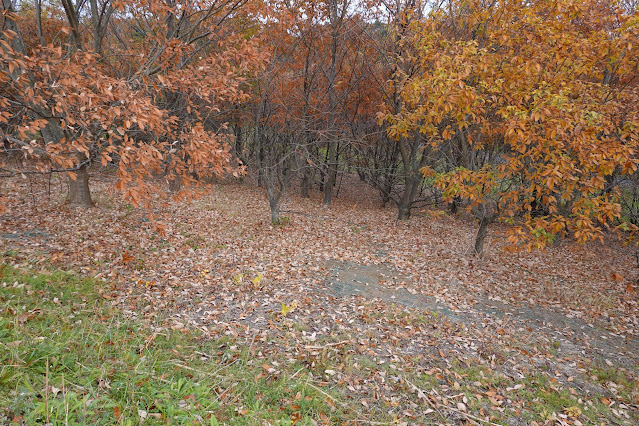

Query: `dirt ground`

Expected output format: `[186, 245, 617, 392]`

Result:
[2, 172, 638, 423]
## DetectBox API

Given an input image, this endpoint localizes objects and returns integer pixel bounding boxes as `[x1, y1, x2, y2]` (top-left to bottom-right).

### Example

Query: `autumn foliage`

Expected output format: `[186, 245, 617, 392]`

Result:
[1, 0, 261, 208]
[2, 0, 639, 252]
[385, 0, 639, 251]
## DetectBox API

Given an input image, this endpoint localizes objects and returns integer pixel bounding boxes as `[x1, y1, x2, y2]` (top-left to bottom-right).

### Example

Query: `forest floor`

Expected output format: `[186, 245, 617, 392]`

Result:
[1, 172, 638, 425]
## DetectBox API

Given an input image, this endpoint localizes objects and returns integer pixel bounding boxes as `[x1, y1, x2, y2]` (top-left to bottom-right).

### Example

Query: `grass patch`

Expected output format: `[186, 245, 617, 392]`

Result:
[0, 264, 345, 425]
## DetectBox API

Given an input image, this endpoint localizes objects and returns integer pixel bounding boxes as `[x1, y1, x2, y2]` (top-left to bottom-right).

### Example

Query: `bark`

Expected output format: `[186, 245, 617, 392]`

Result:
[266, 172, 282, 224]
[381, 179, 392, 207]
[1, 0, 27, 55]
[35, 0, 45, 46]
[89, 0, 114, 54]
[322, 0, 346, 206]
[300, 45, 314, 199]
[397, 174, 419, 220]
[396, 138, 429, 220]
[269, 193, 281, 224]
[319, 146, 330, 192]
[168, 176, 181, 192]
[449, 196, 461, 214]
[474, 216, 491, 255]
[68, 163, 94, 207]
[323, 142, 339, 205]
[40, 120, 95, 208]
[257, 143, 265, 188]
[60, 0, 82, 49]
[472, 201, 499, 255]
[397, 199, 410, 220]
[233, 124, 246, 165]
[300, 167, 311, 198]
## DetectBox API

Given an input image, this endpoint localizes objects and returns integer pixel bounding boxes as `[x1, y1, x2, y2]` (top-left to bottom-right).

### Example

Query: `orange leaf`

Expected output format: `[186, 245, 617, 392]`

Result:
[611, 272, 623, 282]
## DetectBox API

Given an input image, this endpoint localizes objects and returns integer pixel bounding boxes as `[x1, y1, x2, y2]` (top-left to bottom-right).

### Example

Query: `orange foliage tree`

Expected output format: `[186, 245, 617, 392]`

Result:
[0, 0, 261, 209]
[385, 0, 639, 253]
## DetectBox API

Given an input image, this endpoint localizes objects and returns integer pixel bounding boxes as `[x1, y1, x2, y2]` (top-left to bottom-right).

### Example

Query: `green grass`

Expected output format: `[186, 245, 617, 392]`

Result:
[0, 264, 344, 425]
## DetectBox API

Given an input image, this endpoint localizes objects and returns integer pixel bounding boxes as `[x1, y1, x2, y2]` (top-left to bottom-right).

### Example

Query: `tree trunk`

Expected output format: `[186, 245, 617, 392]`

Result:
[319, 144, 330, 192]
[322, 0, 344, 206]
[1, 0, 27, 56]
[323, 142, 339, 205]
[233, 123, 246, 166]
[168, 176, 181, 192]
[266, 173, 282, 224]
[68, 163, 94, 207]
[472, 201, 499, 255]
[449, 196, 461, 214]
[397, 174, 419, 220]
[474, 217, 490, 255]
[381, 155, 397, 207]
[300, 167, 311, 198]
[39, 118, 94, 208]
[269, 195, 281, 224]
[35, 0, 45, 46]
[257, 144, 265, 188]
[397, 204, 410, 220]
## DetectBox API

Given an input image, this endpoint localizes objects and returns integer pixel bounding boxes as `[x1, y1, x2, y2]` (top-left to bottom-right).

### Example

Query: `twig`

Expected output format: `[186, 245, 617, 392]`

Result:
[403, 377, 447, 422]
[405, 377, 502, 426]
[446, 405, 501, 426]
[431, 387, 502, 426]
[63, 372, 69, 426]
[289, 367, 304, 380]
[216, 382, 237, 402]
[307, 381, 349, 409]
[304, 339, 351, 350]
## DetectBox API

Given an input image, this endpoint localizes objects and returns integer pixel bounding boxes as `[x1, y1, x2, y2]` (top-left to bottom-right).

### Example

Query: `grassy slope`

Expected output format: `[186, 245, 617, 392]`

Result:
[0, 264, 344, 425]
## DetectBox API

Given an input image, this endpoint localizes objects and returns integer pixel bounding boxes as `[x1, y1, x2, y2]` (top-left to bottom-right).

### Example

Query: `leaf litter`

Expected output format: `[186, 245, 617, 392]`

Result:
[1, 173, 638, 424]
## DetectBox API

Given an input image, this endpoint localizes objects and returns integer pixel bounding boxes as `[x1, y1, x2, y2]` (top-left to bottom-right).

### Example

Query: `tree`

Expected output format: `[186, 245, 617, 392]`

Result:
[368, 0, 432, 220]
[386, 0, 639, 253]
[246, 0, 375, 221]
[0, 0, 260, 209]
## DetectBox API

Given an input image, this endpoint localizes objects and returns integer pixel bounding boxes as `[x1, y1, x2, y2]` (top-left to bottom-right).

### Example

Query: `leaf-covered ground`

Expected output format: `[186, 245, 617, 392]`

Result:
[1, 173, 638, 424]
